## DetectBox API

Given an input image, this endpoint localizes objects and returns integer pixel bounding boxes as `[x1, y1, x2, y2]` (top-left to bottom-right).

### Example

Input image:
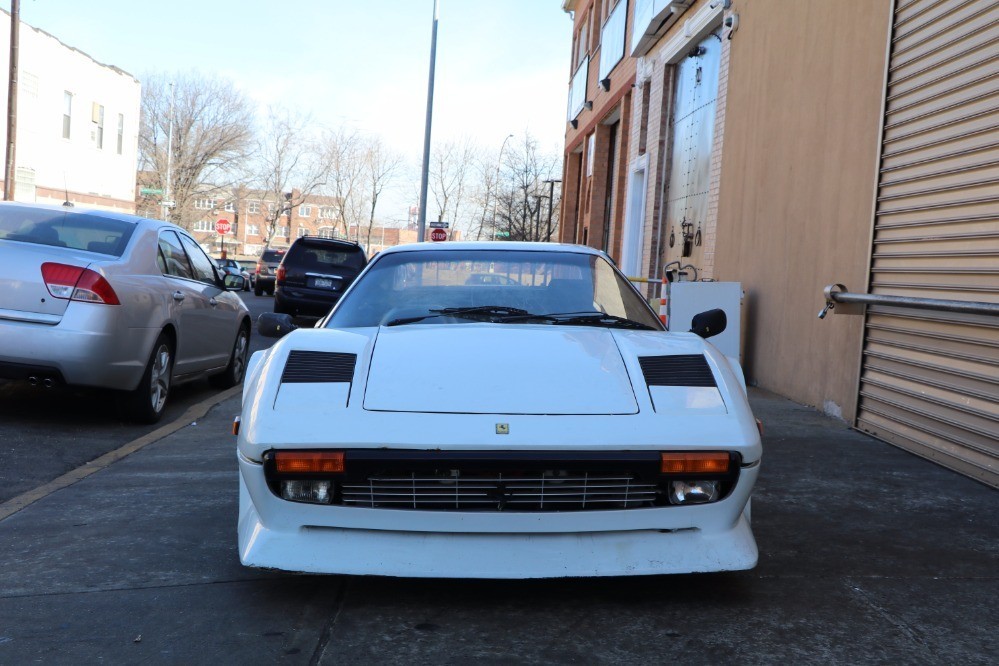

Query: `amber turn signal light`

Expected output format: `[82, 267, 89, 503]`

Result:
[660, 452, 730, 474]
[275, 451, 346, 474]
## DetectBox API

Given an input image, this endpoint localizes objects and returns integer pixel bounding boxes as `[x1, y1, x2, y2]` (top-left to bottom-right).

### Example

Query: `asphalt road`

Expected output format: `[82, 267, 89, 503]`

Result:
[0, 388, 995, 664]
[0, 291, 286, 503]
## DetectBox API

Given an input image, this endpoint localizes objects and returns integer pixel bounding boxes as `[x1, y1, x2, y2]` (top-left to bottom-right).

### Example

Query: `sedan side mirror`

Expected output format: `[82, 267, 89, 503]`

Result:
[258, 312, 298, 338]
[690, 308, 727, 339]
[223, 274, 246, 291]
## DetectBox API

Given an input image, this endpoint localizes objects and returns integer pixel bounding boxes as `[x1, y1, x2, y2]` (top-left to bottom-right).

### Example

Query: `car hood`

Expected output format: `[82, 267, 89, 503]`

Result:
[362, 324, 639, 415]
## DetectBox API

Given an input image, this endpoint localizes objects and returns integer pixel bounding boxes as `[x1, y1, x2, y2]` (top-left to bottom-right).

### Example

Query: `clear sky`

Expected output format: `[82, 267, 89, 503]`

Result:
[15, 0, 572, 171]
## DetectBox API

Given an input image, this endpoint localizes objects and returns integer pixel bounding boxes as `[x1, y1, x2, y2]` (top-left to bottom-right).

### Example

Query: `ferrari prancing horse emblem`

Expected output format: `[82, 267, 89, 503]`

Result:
[495, 423, 510, 435]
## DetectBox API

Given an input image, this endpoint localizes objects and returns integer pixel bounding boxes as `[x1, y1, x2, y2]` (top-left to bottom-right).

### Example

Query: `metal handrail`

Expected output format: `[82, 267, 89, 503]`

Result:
[819, 283, 999, 319]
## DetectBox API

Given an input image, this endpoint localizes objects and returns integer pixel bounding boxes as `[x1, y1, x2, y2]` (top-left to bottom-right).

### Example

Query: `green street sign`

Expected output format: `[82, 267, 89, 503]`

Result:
[495, 231, 510, 237]
[140, 187, 163, 196]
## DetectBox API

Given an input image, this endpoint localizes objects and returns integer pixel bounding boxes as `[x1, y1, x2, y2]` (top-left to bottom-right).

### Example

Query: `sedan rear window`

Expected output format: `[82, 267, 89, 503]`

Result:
[0, 207, 135, 256]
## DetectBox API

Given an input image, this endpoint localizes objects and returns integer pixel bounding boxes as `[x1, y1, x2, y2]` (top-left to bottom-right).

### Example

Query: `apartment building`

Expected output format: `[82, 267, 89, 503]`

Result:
[0, 9, 140, 212]
[561, 0, 998, 487]
[165, 186, 420, 259]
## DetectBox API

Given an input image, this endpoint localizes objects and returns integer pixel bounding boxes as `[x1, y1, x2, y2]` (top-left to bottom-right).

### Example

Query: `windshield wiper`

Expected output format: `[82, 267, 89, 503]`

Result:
[503, 311, 657, 330]
[385, 305, 530, 327]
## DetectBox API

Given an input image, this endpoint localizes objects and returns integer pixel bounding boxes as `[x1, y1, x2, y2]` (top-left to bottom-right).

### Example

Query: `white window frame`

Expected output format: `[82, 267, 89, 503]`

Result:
[298, 204, 312, 217]
[247, 201, 261, 215]
[246, 224, 260, 236]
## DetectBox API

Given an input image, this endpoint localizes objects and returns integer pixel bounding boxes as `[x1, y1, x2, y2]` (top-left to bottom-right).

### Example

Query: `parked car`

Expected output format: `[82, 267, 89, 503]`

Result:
[253, 248, 286, 296]
[215, 257, 251, 291]
[273, 237, 367, 318]
[0, 202, 251, 423]
[238, 242, 761, 578]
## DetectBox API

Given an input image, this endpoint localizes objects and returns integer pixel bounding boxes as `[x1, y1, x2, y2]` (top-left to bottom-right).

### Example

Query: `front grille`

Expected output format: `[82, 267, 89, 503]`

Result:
[340, 471, 659, 511]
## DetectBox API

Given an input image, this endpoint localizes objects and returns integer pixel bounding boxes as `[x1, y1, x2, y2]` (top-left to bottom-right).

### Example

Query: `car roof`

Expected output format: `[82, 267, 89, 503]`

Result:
[378, 241, 604, 256]
[293, 237, 363, 249]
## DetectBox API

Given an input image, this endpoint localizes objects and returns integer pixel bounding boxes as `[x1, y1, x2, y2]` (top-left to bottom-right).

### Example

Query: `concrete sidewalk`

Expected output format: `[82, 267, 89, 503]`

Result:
[0, 388, 995, 664]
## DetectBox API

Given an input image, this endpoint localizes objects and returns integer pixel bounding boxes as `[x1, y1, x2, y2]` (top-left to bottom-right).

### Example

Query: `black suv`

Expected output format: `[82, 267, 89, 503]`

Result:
[254, 248, 287, 296]
[273, 237, 367, 317]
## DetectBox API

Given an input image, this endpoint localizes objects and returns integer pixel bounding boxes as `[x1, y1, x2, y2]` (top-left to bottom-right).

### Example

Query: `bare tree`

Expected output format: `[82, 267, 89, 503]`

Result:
[255, 108, 331, 248]
[322, 128, 366, 240]
[429, 138, 477, 239]
[362, 138, 402, 250]
[139, 71, 255, 230]
[494, 132, 561, 242]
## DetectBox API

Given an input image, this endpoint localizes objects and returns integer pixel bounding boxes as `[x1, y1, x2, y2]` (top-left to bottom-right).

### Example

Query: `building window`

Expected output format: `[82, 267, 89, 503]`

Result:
[193, 220, 213, 232]
[93, 103, 105, 149]
[319, 206, 336, 219]
[246, 224, 260, 236]
[247, 201, 260, 214]
[297, 227, 309, 238]
[586, 134, 595, 177]
[62, 91, 72, 139]
[194, 197, 217, 210]
[223, 201, 235, 212]
[318, 226, 336, 239]
[275, 226, 290, 238]
[117, 114, 124, 155]
[299, 204, 312, 217]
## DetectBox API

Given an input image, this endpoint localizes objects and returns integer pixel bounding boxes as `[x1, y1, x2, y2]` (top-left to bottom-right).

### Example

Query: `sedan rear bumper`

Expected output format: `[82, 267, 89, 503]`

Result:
[0, 305, 157, 390]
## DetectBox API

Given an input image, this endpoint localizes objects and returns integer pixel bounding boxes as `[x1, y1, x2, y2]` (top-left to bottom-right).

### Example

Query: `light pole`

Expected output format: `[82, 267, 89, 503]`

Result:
[416, 0, 440, 242]
[544, 179, 561, 242]
[4, 0, 19, 202]
[489, 133, 513, 241]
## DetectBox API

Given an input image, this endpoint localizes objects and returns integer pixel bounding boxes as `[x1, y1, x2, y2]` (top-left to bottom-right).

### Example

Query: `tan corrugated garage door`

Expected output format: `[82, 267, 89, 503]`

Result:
[858, 0, 999, 487]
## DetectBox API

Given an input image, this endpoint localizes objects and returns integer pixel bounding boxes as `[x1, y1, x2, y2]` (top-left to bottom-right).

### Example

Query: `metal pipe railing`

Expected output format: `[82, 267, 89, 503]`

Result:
[819, 283, 999, 319]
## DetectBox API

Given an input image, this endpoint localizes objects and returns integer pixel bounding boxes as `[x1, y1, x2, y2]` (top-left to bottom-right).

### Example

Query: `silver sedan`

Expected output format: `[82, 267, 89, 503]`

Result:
[0, 203, 251, 422]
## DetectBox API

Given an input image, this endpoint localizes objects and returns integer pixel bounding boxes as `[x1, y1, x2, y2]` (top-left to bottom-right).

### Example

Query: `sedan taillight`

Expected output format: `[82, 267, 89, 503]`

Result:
[41, 262, 120, 305]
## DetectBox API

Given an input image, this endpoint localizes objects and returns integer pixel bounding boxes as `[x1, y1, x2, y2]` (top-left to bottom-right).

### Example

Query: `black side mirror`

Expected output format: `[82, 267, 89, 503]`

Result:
[223, 274, 245, 291]
[690, 308, 727, 339]
[257, 312, 298, 338]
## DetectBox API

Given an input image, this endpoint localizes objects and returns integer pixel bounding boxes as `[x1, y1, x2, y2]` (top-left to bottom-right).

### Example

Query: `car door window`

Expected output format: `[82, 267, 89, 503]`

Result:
[158, 231, 194, 280]
[179, 233, 220, 286]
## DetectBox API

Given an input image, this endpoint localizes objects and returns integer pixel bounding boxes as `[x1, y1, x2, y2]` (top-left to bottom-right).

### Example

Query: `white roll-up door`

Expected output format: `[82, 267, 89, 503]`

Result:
[858, 0, 999, 488]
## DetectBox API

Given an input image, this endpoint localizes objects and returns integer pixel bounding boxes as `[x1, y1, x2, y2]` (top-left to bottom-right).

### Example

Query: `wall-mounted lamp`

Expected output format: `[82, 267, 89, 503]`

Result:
[598, 77, 611, 92]
[570, 119, 579, 129]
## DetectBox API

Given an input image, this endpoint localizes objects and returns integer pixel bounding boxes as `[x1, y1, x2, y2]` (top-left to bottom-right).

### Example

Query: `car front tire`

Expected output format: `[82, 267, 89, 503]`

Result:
[123, 333, 172, 423]
[210, 325, 250, 389]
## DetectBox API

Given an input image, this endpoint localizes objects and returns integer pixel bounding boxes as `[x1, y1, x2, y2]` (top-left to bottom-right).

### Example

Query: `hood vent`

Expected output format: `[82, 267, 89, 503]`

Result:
[638, 355, 715, 387]
[281, 351, 356, 384]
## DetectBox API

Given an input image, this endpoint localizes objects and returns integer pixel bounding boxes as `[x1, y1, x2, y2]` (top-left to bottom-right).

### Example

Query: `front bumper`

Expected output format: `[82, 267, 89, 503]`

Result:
[238, 453, 759, 577]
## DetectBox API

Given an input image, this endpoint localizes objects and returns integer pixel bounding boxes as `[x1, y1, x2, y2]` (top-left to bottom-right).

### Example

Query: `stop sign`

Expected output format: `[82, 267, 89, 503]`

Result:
[215, 219, 231, 234]
[430, 228, 447, 242]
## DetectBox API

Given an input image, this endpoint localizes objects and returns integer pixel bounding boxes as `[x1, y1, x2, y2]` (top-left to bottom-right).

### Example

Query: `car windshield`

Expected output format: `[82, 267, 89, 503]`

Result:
[0, 207, 135, 256]
[325, 249, 663, 330]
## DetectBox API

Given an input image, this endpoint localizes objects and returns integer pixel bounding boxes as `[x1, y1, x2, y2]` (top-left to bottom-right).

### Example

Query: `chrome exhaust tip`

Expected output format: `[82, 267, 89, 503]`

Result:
[43, 378, 55, 388]
[27, 376, 39, 386]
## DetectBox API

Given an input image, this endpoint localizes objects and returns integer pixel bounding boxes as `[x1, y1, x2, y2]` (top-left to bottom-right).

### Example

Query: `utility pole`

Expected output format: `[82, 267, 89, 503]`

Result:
[163, 82, 175, 222]
[544, 179, 561, 242]
[416, 0, 439, 242]
[4, 0, 19, 201]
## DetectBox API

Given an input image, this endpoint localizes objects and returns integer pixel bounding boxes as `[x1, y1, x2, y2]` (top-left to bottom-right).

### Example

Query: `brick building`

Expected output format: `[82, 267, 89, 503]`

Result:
[560, 0, 637, 262]
[560, 0, 999, 486]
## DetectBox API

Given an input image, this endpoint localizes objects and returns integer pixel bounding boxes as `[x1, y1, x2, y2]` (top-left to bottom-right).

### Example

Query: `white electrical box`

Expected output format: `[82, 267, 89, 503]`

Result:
[667, 281, 743, 361]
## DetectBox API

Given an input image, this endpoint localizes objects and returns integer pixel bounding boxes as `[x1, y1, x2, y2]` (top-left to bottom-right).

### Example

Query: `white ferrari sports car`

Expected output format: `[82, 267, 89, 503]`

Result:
[237, 242, 761, 578]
